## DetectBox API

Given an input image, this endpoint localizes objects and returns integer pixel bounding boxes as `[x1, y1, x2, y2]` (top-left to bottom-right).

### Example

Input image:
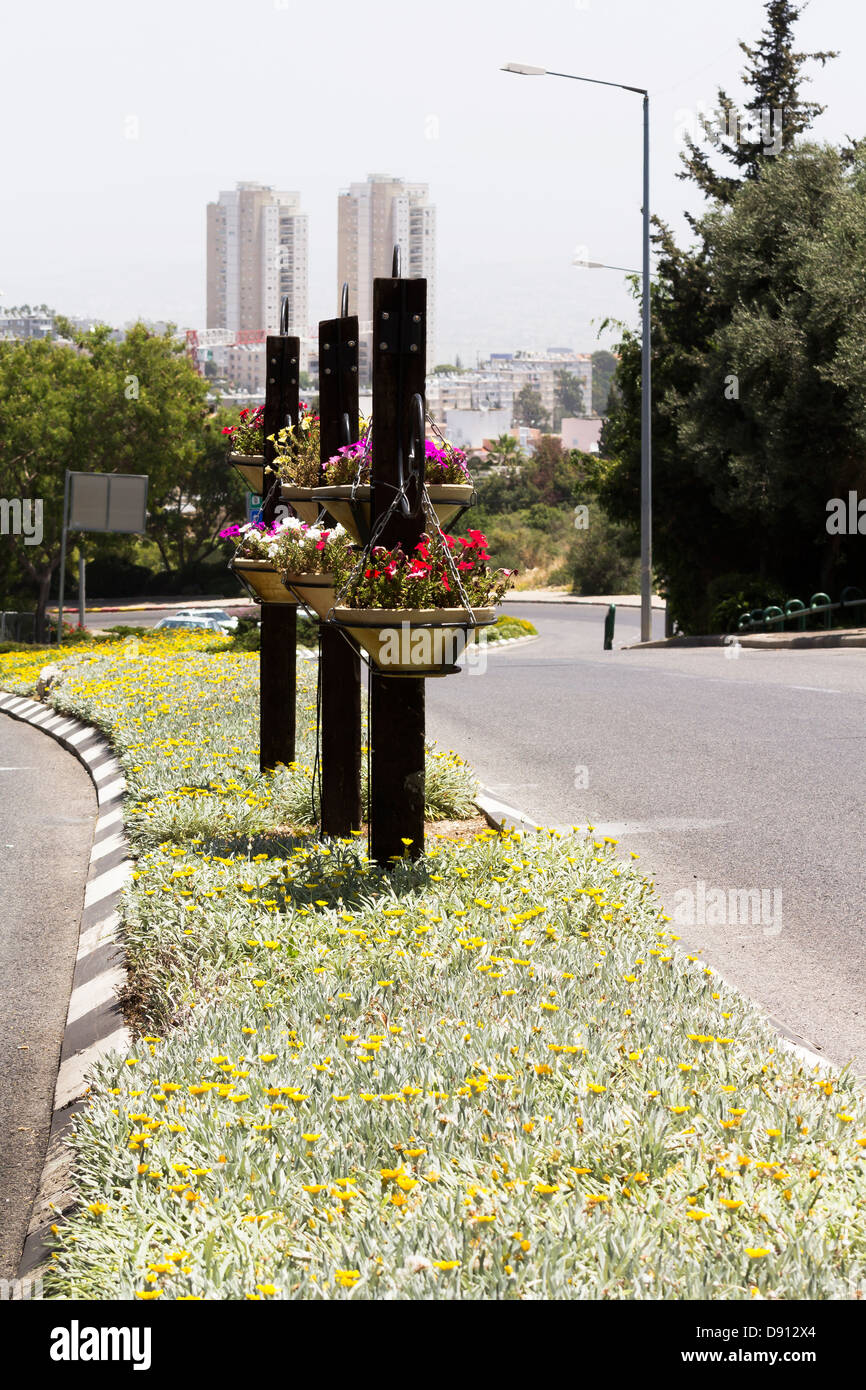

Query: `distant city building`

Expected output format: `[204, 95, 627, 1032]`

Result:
[206, 182, 309, 369]
[0, 308, 55, 340]
[338, 174, 437, 381]
[442, 408, 512, 452]
[426, 350, 592, 426]
[560, 416, 604, 453]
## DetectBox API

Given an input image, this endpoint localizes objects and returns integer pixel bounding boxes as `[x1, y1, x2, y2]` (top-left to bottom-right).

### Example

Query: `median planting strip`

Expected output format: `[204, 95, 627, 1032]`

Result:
[1, 630, 864, 1300]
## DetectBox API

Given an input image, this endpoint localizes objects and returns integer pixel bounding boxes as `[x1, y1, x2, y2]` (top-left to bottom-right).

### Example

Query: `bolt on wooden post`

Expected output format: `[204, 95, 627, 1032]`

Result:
[318, 294, 362, 835]
[259, 327, 299, 773]
[369, 266, 427, 865]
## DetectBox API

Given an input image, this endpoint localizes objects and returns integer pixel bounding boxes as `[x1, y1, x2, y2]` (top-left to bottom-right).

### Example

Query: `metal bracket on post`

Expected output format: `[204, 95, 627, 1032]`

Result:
[317, 286, 363, 837]
[259, 298, 299, 773]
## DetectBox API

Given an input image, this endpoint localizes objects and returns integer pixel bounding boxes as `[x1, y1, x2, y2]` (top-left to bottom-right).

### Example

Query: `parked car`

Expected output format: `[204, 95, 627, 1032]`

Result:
[174, 607, 239, 632]
[154, 616, 224, 632]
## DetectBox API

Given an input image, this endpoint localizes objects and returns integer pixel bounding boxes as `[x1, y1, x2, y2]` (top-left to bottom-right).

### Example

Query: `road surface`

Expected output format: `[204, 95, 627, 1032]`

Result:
[426, 602, 866, 1072]
[0, 716, 96, 1277]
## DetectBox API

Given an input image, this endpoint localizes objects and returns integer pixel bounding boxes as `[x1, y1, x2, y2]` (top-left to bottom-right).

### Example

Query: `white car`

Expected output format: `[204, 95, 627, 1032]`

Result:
[154, 615, 224, 633]
[174, 608, 239, 632]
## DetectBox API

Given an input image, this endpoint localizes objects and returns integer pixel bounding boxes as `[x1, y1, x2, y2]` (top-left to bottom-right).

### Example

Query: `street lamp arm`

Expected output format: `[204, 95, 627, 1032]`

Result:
[543, 69, 647, 96]
[501, 62, 646, 95]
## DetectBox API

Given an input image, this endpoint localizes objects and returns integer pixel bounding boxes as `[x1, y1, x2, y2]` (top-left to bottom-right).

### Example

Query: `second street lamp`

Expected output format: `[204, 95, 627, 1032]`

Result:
[503, 61, 653, 643]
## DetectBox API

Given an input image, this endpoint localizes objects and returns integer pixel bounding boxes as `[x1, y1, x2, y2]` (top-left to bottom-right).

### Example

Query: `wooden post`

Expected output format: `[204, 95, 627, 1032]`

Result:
[369, 270, 427, 865]
[259, 331, 299, 773]
[318, 303, 362, 835]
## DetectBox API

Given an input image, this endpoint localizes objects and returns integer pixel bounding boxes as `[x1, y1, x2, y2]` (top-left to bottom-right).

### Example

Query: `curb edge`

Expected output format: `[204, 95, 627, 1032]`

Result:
[0, 688, 132, 1280]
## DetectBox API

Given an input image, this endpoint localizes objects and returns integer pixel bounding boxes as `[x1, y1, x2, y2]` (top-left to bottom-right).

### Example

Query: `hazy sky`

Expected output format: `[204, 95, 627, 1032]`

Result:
[1, 0, 861, 362]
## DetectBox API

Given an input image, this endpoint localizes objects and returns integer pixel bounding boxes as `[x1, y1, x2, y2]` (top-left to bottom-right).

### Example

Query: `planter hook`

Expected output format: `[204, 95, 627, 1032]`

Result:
[396, 392, 425, 519]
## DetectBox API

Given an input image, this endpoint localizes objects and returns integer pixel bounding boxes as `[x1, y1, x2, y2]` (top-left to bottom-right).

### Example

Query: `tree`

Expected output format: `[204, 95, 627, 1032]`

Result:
[601, 0, 841, 631]
[484, 433, 525, 471]
[552, 370, 585, 430]
[673, 144, 866, 593]
[590, 350, 618, 415]
[0, 337, 111, 637]
[0, 322, 247, 637]
[679, 0, 836, 206]
[513, 384, 549, 430]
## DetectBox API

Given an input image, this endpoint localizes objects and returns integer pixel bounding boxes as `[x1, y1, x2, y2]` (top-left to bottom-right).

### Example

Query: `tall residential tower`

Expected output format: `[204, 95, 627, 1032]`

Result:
[206, 182, 309, 339]
[337, 174, 436, 381]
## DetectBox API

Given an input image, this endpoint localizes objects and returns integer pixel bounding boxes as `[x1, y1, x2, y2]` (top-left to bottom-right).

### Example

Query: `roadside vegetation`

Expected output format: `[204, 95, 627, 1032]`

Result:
[473, 436, 639, 595]
[1, 631, 864, 1300]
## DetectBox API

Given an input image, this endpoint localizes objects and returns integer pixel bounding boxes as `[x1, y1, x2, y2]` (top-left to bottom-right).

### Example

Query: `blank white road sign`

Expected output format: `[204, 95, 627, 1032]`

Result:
[68, 473, 148, 533]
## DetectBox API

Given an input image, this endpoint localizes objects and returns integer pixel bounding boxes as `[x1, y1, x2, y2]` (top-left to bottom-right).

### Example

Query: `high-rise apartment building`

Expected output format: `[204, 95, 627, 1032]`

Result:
[337, 174, 436, 381]
[206, 182, 309, 342]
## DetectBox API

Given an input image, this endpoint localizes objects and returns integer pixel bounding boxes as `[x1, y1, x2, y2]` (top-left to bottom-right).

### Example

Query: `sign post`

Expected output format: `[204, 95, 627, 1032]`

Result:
[368, 251, 427, 864]
[318, 289, 362, 836]
[56, 471, 148, 643]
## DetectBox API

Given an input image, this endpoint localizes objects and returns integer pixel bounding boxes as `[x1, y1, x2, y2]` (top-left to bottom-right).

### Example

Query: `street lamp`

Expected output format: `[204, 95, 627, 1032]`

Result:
[503, 61, 653, 643]
[574, 258, 642, 276]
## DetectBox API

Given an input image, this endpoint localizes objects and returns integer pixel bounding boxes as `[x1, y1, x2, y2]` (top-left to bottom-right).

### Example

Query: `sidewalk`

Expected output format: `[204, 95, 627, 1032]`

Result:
[48, 595, 256, 617]
[506, 589, 666, 608]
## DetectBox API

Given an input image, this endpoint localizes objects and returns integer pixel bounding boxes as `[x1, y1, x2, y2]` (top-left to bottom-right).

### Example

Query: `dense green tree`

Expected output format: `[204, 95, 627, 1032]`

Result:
[0, 323, 246, 637]
[601, 0, 843, 631]
[590, 350, 618, 415]
[513, 384, 549, 430]
[552, 370, 585, 430]
[679, 0, 836, 206]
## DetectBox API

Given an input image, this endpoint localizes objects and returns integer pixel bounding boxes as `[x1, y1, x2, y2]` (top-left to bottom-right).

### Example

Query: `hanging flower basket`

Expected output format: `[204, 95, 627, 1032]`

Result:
[311, 484, 474, 545]
[281, 572, 338, 620]
[229, 452, 265, 492]
[329, 607, 496, 676]
[280, 485, 322, 526]
[230, 557, 298, 605]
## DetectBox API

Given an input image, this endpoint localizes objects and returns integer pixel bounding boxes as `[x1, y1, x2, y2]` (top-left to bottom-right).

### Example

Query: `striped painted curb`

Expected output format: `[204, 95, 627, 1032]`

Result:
[0, 689, 132, 1277]
[474, 786, 833, 1076]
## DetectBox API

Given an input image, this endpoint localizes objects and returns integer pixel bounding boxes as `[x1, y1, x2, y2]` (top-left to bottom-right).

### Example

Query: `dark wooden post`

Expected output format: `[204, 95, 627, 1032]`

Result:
[369, 268, 427, 865]
[318, 298, 362, 835]
[259, 328, 299, 773]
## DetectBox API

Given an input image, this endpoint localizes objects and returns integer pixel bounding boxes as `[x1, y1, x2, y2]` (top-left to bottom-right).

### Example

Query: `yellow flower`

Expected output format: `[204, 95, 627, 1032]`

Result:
[334, 1269, 361, 1287]
[255, 1284, 279, 1296]
[433, 1259, 460, 1271]
[134, 1290, 163, 1300]
[720, 1198, 743, 1210]
[87, 1202, 109, 1216]
[745, 1247, 771, 1258]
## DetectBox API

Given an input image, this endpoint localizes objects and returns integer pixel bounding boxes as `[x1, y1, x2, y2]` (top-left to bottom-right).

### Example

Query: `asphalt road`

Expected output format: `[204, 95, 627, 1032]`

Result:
[426, 602, 866, 1072]
[0, 716, 96, 1278]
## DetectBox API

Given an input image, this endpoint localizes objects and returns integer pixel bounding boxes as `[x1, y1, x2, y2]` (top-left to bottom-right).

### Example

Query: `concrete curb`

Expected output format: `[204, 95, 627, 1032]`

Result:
[0, 689, 132, 1278]
[626, 631, 866, 651]
[474, 786, 833, 1075]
